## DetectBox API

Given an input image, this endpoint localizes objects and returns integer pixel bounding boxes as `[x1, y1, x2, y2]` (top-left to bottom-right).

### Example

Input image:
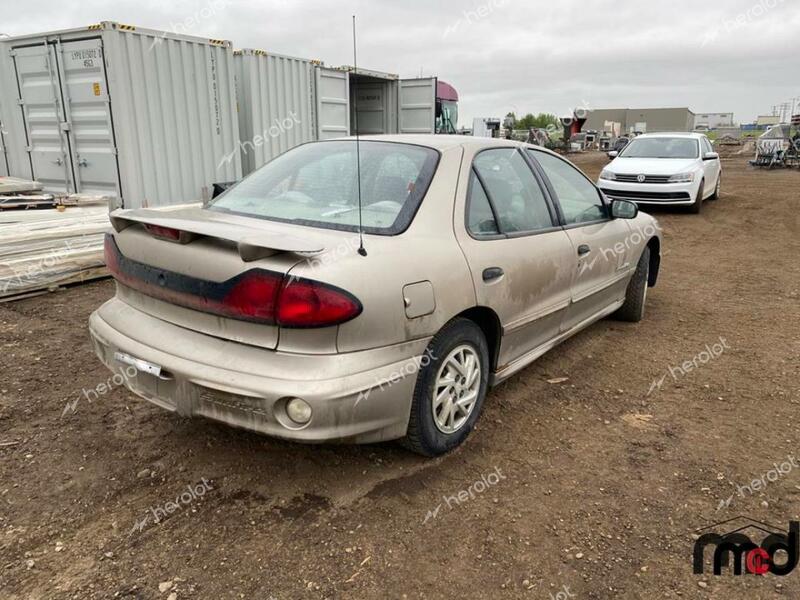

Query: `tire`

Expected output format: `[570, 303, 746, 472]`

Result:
[613, 246, 650, 323]
[709, 173, 721, 200]
[401, 318, 490, 457]
[688, 181, 704, 214]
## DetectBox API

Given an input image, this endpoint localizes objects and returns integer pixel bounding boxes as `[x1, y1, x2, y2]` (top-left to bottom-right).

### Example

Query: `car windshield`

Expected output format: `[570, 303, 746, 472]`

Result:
[620, 137, 699, 159]
[211, 141, 440, 234]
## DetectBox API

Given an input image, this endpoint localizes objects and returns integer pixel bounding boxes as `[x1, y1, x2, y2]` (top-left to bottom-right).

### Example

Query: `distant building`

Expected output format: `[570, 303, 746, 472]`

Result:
[583, 107, 695, 134]
[693, 112, 734, 130]
[756, 115, 781, 127]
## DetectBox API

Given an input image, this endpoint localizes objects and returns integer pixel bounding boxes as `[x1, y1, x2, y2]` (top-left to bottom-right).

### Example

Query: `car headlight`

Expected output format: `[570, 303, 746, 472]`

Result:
[599, 170, 616, 181]
[668, 172, 695, 183]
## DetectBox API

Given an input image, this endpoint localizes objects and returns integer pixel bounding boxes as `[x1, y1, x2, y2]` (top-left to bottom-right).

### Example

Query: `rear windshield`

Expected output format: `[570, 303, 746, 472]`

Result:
[211, 141, 440, 234]
[620, 137, 699, 159]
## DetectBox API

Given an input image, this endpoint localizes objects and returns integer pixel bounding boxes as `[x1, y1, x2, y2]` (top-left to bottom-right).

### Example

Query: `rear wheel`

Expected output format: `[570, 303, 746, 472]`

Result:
[688, 181, 704, 214]
[402, 318, 489, 457]
[613, 246, 650, 322]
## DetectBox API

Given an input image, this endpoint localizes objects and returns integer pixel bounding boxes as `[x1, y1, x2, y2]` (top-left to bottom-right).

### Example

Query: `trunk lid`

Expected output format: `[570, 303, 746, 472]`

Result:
[108, 206, 333, 350]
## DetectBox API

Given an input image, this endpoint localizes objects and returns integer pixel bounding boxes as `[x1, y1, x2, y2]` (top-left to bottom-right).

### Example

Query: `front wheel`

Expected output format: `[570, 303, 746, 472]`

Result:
[402, 318, 489, 456]
[709, 173, 721, 200]
[688, 181, 704, 214]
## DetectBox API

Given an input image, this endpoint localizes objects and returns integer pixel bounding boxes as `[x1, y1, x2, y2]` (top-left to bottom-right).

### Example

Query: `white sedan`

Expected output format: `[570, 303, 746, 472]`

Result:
[598, 132, 722, 213]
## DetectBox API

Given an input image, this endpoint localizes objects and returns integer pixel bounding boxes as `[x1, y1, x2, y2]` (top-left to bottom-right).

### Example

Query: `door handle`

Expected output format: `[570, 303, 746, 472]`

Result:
[78, 157, 88, 167]
[53, 157, 63, 166]
[577, 244, 591, 256]
[482, 267, 504, 282]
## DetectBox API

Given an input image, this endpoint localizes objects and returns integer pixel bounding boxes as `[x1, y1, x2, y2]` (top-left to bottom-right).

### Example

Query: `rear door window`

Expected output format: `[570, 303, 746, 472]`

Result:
[471, 148, 554, 234]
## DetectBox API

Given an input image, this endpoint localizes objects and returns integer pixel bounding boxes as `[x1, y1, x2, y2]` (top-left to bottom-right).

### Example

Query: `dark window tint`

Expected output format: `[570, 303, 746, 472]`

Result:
[472, 149, 553, 233]
[467, 171, 499, 236]
[530, 150, 607, 225]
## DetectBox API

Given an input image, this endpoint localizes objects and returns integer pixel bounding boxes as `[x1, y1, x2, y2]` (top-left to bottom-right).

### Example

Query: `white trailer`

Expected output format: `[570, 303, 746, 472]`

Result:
[0, 22, 241, 208]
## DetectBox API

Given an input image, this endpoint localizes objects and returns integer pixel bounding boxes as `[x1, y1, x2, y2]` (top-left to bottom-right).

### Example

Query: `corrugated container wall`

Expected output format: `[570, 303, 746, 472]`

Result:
[0, 46, 12, 176]
[234, 49, 315, 175]
[0, 22, 241, 208]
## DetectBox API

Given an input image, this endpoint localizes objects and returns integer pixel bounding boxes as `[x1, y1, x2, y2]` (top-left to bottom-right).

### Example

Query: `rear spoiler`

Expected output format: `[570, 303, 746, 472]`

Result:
[109, 208, 324, 262]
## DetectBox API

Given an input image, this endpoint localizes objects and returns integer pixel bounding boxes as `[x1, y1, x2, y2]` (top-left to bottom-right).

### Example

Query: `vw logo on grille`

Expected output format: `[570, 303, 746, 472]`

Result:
[637, 174, 646, 183]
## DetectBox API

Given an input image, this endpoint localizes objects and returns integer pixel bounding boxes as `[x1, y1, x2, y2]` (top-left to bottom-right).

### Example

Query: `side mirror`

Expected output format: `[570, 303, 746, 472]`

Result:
[607, 150, 619, 159]
[703, 151, 719, 161]
[610, 199, 638, 219]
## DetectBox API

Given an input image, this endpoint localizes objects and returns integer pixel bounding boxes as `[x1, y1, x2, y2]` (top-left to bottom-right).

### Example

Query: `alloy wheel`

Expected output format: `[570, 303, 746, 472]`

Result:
[432, 344, 481, 434]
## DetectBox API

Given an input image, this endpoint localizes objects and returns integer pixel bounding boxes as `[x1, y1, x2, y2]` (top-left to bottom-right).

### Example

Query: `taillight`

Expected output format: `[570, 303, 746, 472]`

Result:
[104, 235, 120, 274]
[222, 271, 282, 322]
[104, 235, 362, 328]
[277, 277, 363, 328]
[143, 223, 182, 241]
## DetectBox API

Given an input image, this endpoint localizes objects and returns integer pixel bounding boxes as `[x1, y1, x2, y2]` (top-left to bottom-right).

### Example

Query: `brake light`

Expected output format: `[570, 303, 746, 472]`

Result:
[277, 278, 363, 328]
[222, 271, 282, 322]
[104, 235, 362, 328]
[143, 223, 182, 241]
[104, 234, 120, 274]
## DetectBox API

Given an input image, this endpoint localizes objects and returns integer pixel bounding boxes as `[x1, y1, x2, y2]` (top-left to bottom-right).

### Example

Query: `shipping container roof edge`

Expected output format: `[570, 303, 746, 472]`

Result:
[234, 48, 324, 65]
[337, 65, 400, 80]
[3, 21, 232, 48]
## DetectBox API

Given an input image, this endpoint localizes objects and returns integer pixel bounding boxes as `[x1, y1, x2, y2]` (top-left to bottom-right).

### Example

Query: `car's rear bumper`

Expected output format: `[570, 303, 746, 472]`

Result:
[600, 180, 697, 205]
[89, 298, 430, 444]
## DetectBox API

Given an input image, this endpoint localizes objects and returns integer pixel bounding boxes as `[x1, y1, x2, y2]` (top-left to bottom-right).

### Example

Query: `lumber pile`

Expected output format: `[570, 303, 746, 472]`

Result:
[0, 204, 111, 301]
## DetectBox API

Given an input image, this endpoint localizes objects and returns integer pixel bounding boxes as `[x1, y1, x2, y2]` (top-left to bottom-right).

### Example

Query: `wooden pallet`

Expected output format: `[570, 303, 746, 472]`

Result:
[0, 205, 110, 300]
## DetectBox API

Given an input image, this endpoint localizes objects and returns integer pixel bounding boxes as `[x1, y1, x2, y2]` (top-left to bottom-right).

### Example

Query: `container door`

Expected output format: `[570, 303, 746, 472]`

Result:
[11, 44, 75, 191]
[56, 39, 120, 198]
[0, 112, 8, 176]
[399, 77, 436, 134]
[315, 67, 350, 140]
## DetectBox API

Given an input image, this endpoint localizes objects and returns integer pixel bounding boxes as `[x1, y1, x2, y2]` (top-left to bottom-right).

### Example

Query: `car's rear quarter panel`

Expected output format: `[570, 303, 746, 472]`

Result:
[281, 145, 478, 354]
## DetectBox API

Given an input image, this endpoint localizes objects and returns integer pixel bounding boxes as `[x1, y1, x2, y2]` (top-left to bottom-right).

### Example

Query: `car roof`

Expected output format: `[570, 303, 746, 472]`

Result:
[334, 134, 559, 154]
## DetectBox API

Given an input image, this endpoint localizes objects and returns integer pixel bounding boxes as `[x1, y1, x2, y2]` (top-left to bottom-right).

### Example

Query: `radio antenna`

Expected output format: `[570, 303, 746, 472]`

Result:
[353, 15, 367, 257]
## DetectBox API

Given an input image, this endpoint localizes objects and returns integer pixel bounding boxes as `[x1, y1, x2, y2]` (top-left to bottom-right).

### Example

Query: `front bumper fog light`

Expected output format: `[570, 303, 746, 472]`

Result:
[286, 397, 312, 424]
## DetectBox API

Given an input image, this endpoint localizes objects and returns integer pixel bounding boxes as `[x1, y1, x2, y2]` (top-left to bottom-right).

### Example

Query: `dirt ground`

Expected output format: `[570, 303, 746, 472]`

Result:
[1, 153, 799, 600]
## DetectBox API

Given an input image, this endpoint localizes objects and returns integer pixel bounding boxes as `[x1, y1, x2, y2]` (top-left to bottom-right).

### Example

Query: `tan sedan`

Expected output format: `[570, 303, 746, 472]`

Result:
[90, 135, 662, 456]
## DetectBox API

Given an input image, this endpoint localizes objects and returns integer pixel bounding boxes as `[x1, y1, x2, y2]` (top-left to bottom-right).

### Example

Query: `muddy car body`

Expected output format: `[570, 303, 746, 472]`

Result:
[89, 135, 662, 455]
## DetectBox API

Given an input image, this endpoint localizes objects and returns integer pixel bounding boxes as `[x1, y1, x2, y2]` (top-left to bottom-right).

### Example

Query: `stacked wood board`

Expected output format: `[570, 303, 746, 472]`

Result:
[0, 204, 111, 301]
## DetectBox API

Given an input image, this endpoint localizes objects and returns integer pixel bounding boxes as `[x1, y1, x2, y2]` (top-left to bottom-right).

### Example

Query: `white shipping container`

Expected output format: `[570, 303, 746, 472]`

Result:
[233, 49, 316, 176]
[0, 101, 8, 176]
[234, 57, 438, 174]
[0, 50, 10, 177]
[0, 21, 241, 208]
[336, 67, 438, 138]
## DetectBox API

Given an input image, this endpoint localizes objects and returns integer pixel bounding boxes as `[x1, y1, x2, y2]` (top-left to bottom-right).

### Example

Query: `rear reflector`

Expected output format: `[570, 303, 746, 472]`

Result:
[104, 235, 362, 328]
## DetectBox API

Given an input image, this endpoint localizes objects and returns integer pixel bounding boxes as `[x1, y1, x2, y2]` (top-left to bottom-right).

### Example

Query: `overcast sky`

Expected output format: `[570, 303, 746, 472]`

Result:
[3, 0, 798, 126]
